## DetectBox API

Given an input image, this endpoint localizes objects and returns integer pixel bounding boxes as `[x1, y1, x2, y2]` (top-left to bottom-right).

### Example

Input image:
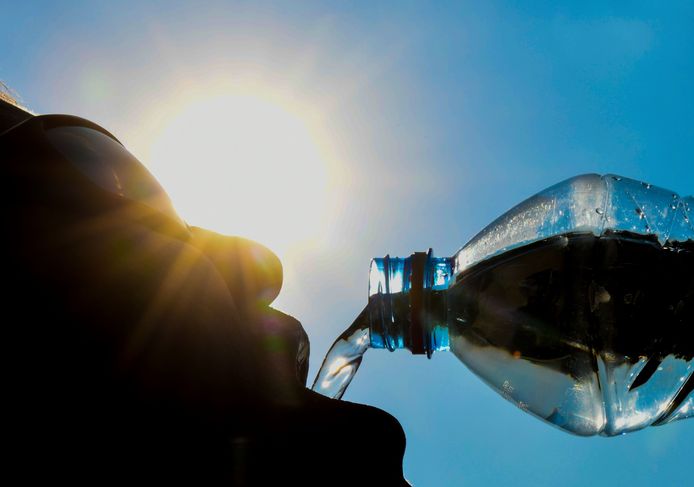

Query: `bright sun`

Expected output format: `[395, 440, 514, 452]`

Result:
[148, 93, 330, 258]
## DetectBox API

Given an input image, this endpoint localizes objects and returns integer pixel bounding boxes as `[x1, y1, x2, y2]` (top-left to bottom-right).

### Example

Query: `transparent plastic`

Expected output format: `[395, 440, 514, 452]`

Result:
[313, 174, 693, 436]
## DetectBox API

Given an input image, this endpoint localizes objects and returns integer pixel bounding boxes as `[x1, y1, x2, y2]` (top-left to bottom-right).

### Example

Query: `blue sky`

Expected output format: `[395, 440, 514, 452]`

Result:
[3, 1, 692, 485]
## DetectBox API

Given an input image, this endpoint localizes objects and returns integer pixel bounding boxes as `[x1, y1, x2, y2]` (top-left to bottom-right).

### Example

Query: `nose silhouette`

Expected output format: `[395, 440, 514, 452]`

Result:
[188, 226, 283, 306]
[188, 227, 307, 392]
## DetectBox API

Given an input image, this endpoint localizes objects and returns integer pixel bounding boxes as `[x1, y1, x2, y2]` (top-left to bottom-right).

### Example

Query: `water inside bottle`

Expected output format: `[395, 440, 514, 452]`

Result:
[447, 230, 692, 435]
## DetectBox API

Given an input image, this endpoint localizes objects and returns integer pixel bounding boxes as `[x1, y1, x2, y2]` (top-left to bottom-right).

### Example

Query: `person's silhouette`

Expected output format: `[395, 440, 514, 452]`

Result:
[1, 96, 407, 485]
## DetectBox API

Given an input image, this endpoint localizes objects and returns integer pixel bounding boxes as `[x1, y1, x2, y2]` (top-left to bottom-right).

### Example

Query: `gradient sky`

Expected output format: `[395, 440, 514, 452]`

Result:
[3, 2, 692, 485]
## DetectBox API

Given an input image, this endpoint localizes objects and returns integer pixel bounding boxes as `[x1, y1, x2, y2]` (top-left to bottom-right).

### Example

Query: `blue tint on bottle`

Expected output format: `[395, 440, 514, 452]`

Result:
[368, 252, 453, 355]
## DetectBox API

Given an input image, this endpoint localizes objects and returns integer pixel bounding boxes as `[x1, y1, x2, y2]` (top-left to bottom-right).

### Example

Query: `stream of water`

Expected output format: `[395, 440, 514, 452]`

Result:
[311, 306, 371, 399]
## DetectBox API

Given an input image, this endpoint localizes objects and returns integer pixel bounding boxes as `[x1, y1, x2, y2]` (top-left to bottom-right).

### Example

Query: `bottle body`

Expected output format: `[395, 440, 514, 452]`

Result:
[445, 230, 692, 435]
[364, 174, 693, 436]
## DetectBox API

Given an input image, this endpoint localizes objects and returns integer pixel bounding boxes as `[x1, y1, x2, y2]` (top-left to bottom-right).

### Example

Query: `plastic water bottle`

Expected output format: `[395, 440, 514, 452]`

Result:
[312, 174, 693, 436]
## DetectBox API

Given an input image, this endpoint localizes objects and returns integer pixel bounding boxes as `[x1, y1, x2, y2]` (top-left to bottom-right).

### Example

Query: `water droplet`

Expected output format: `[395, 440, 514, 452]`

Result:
[612, 176, 622, 181]
[635, 207, 644, 219]
[671, 203, 678, 210]
[642, 182, 652, 189]
[596, 208, 605, 215]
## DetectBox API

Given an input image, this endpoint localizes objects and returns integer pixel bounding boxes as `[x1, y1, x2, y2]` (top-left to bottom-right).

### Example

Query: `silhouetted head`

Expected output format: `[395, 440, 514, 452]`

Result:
[2, 80, 407, 485]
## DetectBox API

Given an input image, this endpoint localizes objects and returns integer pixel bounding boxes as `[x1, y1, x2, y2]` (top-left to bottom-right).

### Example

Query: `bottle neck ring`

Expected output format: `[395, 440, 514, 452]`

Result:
[368, 250, 453, 356]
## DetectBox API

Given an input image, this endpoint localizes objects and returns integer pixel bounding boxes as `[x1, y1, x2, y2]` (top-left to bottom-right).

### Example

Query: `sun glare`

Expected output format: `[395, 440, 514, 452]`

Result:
[148, 93, 331, 258]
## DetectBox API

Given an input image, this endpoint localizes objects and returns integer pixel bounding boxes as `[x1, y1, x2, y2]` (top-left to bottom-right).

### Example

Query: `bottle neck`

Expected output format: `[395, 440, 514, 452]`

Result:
[367, 250, 453, 357]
